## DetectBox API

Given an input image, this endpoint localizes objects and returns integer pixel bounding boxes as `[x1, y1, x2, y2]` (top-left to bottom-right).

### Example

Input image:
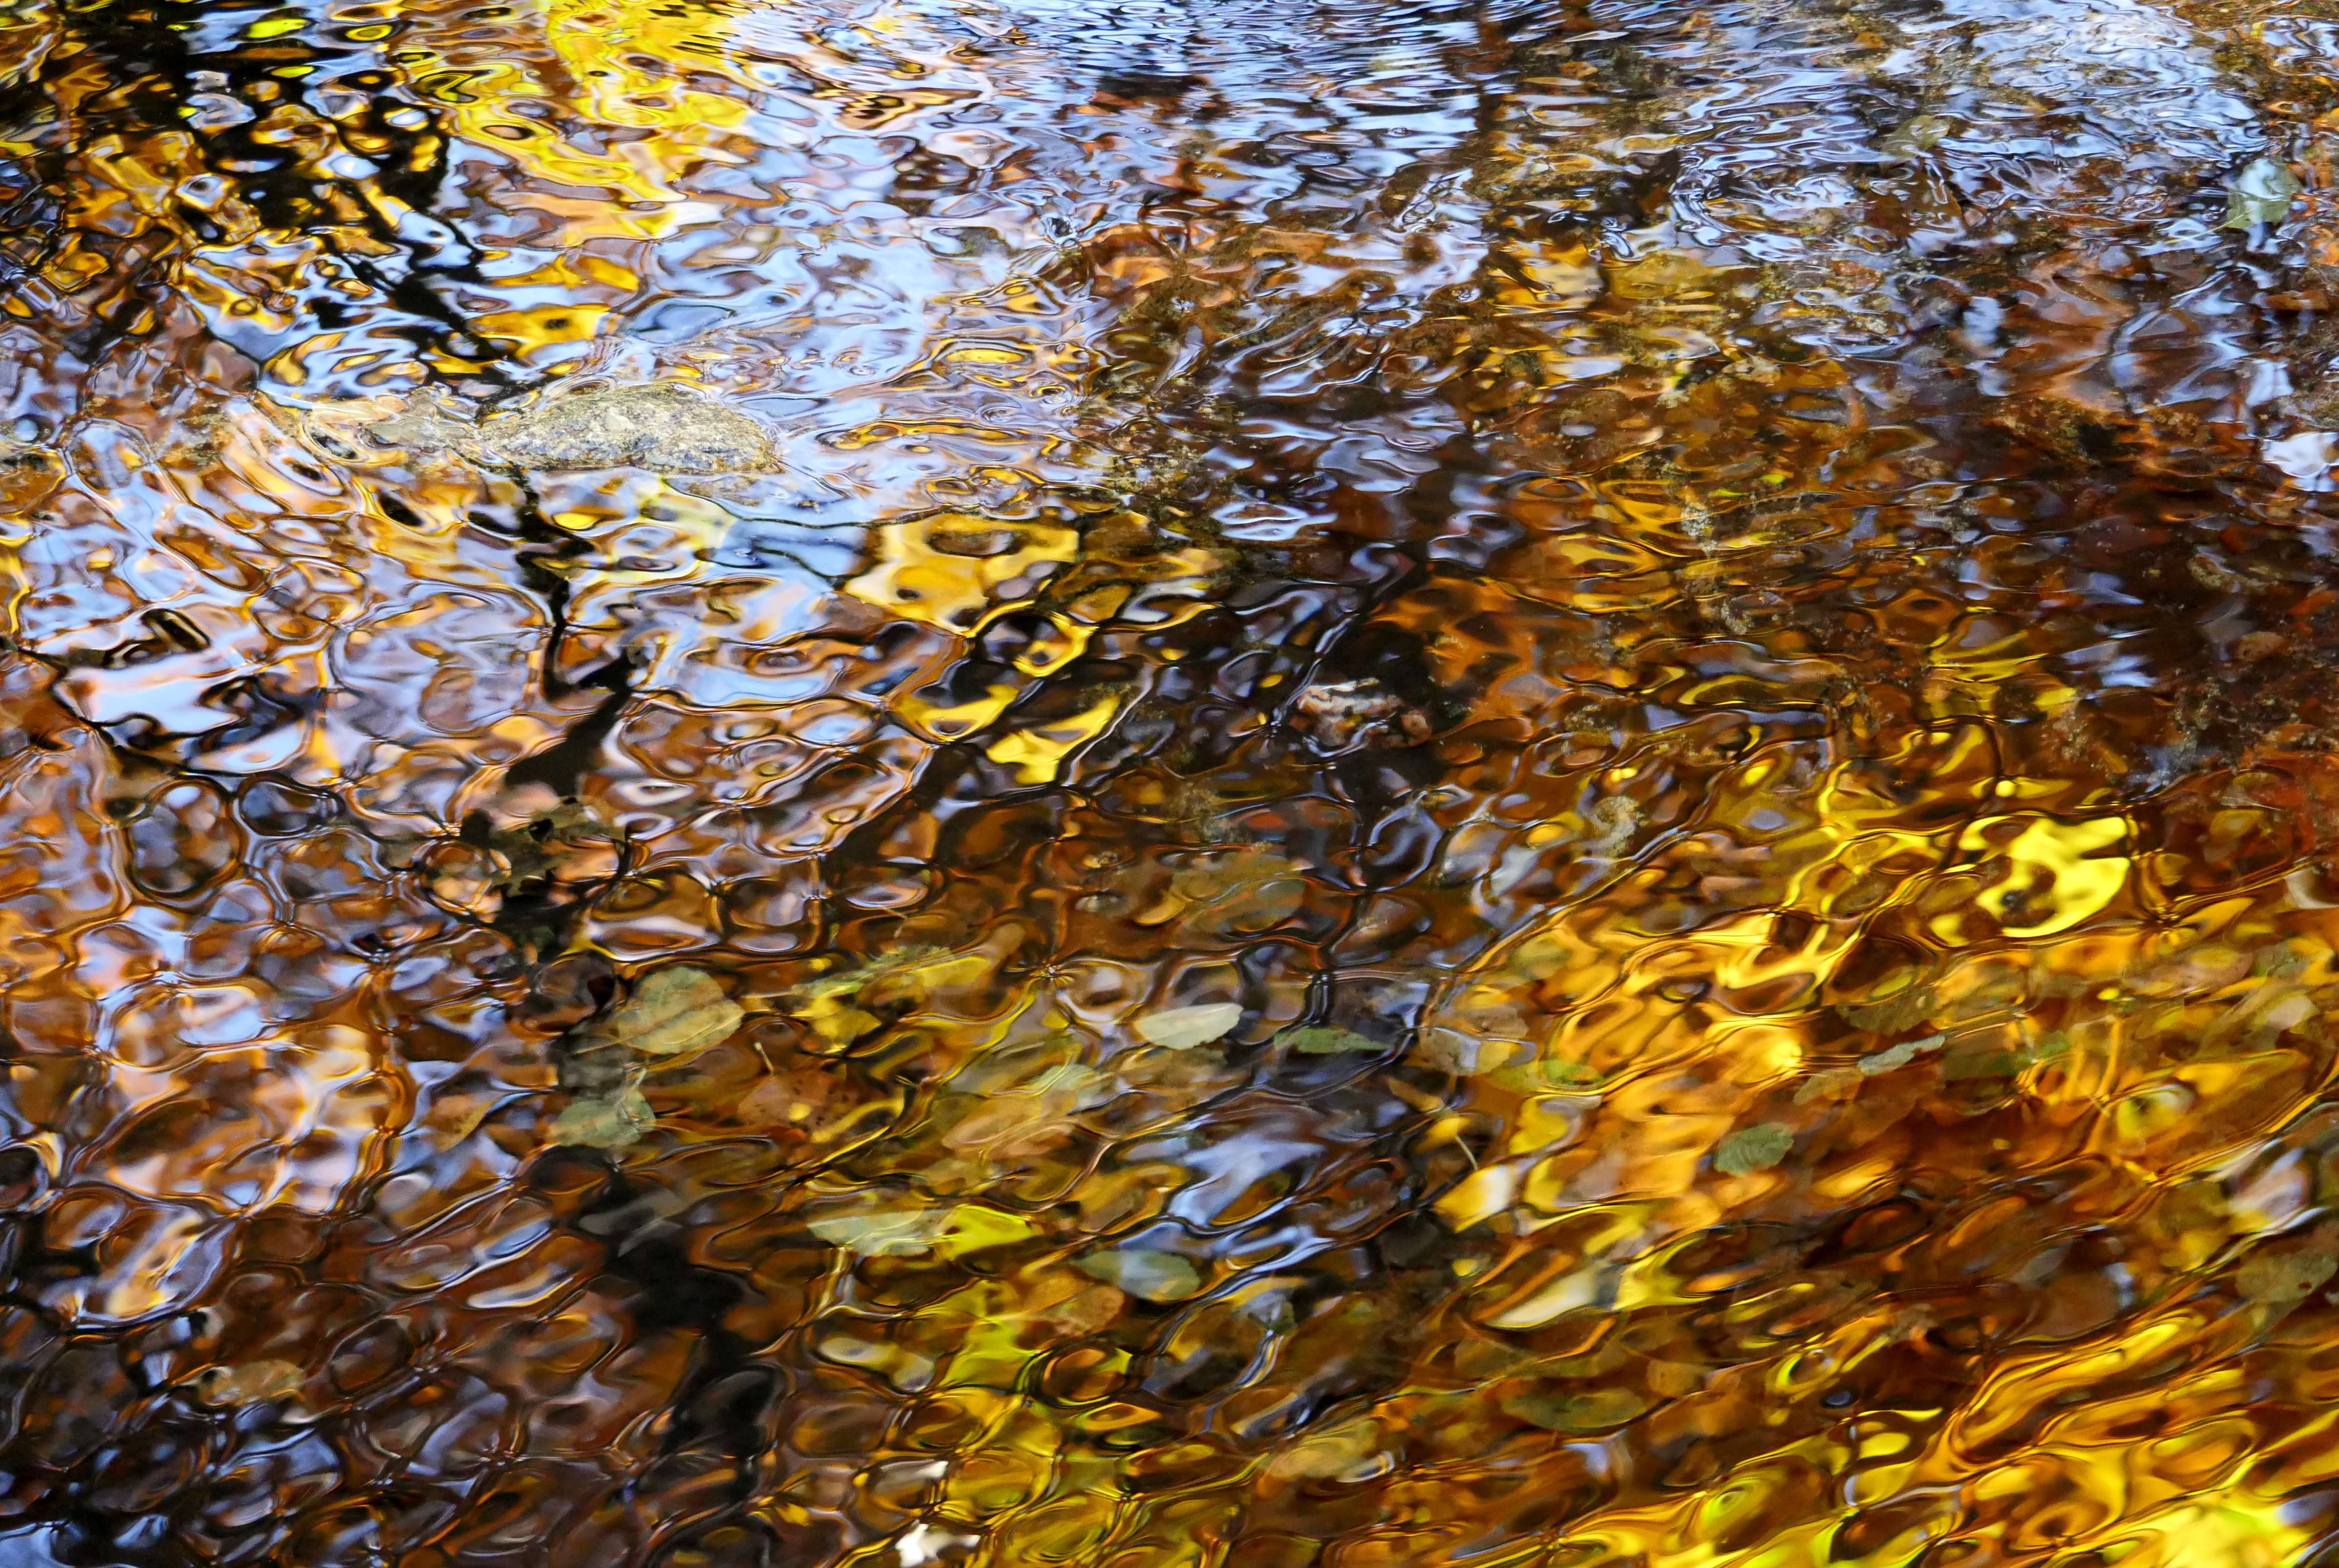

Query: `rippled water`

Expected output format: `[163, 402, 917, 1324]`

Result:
[6, 0, 2339, 1561]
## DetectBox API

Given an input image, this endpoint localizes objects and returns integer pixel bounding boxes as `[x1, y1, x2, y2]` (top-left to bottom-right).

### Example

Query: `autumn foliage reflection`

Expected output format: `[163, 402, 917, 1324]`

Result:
[5, 0, 2339, 1563]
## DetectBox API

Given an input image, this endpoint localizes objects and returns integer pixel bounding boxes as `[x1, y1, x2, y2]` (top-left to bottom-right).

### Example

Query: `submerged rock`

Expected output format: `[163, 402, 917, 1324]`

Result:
[1291, 679, 1431, 753]
[329, 380, 780, 475]
[471, 381, 779, 473]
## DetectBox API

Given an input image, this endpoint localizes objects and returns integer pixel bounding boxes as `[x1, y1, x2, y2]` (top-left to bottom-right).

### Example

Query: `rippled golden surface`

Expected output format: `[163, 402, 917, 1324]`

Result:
[9, 0, 2339, 1562]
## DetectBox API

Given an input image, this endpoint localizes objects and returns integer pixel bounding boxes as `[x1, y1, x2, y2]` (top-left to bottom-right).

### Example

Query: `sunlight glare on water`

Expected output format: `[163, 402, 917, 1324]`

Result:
[6, 0, 2339, 1561]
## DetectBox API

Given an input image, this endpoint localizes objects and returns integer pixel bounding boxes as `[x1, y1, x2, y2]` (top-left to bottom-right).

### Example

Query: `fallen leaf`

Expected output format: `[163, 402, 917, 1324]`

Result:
[1076, 1247, 1204, 1302]
[611, 967, 744, 1056]
[1836, 986, 1936, 1033]
[422, 1090, 499, 1145]
[2225, 157, 2301, 228]
[815, 1335, 935, 1389]
[1170, 851, 1309, 936]
[943, 1059, 1113, 1158]
[1879, 112, 1952, 156]
[1416, 1025, 1528, 1075]
[863, 950, 993, 1006]
[795, 993, 885, 1046]
[790, 946, 990, 1007]
[1646, 1360, 1706, 1398]
[488, 798, 620, 890]
[809, 1206, 955, 1257]
[1857, 1033, 1943, 1075]
[1031, 1279, 1128, 1336]
[1715, 1122, 1793, 1176]
[2127, 944, 2252, 998]
[1136, 849, 1306, 932]
[782, 947, 994, 1044]
[1792, 1067, 1861, 1106]
[1135, 1003, 1243, 1049]
[1453, 1338, 1537, 1380]
[1024, 1062, 1111, 1100]
[790, 947, 942, 1003]
[551, 1087, 656, 1149]
[1607, 250, 1721, 301]
[1279, 1025, 1381, 1055]
[927, 1203, 1043, 1260]
[2240, 1249, 2336, 1305]
[194, 1359, 306, 1406]
[1941, 1044, 2024, 1080]
[1265, 1418, 1385, 1480]
[1499, 1385, 1651, 1432]
[738, 1068, 833, 1130]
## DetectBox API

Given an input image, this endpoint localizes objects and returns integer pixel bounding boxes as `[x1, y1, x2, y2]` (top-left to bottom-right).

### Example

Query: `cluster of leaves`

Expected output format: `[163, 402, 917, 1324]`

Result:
[551, 966, 744, 1149]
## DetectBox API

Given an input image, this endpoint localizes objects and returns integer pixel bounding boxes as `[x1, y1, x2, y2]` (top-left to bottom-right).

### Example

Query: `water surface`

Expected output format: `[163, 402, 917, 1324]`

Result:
[5, 0, 2339, 1562]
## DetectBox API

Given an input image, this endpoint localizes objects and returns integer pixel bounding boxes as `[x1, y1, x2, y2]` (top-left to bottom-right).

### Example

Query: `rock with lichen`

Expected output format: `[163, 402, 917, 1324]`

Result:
[1291, 680, 1431, 753]
[314, 380, 780, 475]
[470, 382, 779, 473]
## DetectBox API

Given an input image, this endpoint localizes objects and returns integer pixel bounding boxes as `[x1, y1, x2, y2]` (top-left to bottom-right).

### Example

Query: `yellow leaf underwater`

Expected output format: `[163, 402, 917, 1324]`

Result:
[604, 966, 744, 1057]
[550, 1087, 656, 1149]
[1133, 1003, 1244, 1049]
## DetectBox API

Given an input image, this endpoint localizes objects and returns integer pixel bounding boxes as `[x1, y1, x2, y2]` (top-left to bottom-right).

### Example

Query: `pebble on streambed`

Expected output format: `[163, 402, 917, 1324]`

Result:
[303, 378, 783, 475]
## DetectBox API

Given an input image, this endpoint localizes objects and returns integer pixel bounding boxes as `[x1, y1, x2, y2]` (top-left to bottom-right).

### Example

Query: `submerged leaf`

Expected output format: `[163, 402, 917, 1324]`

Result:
[550, 1087, 656, 1149]
[194, 1359, 306, 1406]
[862, 949, 994, 1006]
[1836, 986, 1937, 1034]
[2240, 1249, 2336, 1305]
[781, 947, 994, 1045]
[1499, 1386, 1652, 1432]
[1715, 1122, 1793, 1176]
[1279, 1025, 1382, 1055]
[2224, 157, 2301, 228]
[1857, 1033, 1944, 1076]
[808, 1206, 955, 1257]
[736, 1066, 837, 1132]
[815, 1335, 936, 1389]
[487, 797, 618, 887]
[796, 993, 885, 1047]
[2126, 944, 2253, 998]
[1265, 1418, 1385, 1480]
[1076, 1247, 1204, 1302]
[1026, 1275, 1128, 1336]
[1135, 1002, 1243, 1049]
[1857, 1039, 1919, 1076]
[1879, 113, 1952, 157]
[1793, 1066, 1862, 1105]
[610, 967, 743, 1056]
[1138, 848, 1308, 932]
[790, 946, 946, 1003]
[789, 945, 989, 1007]
[1417, 1024, 1529, 1075]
